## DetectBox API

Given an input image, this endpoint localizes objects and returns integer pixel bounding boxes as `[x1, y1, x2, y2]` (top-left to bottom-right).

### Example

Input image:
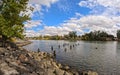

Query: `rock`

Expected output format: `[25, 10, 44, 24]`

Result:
[0, 70, 4, 75]
[82, 71, 98, 75]
[0, 62, 19, 75]
[7, 46, 11, 50]
[0, 44, 80, 75]
[88, 71, 98, 75]
[41, 52, 47, 57]
[58, 63, 62, 68]
[32, 53, 41, 61]
[54, 69, 65, 75]
[27, 53, 33, 58]
[52, 61, 60, 69]
[47, 69, 56, 75]
[18, 54, 28, 62]
[63, 71, 73, 75]
[64, 65, 70, 70]
[9, 55, 13, 59]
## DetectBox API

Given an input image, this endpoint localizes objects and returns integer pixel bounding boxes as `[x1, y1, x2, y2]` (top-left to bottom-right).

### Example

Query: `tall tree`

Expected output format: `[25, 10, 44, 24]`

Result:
[0, 0, 30, 41]
[68, 31, 77, 39]
[117, 30, 120, 39]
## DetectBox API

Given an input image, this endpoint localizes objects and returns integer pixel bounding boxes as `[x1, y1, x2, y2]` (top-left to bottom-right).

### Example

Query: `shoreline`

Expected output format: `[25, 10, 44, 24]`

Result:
[0, 40, 98, 75]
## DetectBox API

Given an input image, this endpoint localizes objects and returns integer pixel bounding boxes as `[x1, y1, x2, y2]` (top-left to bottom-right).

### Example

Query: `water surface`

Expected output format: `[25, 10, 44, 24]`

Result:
[23, 40, 120, 75]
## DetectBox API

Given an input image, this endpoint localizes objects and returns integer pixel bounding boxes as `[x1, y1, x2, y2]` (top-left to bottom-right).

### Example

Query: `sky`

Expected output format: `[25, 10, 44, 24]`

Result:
[24, 0, 120, 37]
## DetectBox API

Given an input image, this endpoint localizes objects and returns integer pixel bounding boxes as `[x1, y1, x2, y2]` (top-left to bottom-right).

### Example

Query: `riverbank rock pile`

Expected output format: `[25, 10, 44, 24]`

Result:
[0, 46, 80, 75]
[0, 40, 98, 75]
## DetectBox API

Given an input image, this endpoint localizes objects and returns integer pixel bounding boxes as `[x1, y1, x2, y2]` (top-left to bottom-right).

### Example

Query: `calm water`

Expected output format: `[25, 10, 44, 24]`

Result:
[23, 40, 120, 75]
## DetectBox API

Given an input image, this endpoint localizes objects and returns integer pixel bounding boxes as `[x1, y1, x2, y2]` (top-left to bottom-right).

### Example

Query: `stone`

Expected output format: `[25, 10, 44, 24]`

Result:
[0, 44, 80, 75]
[52, 61, 60, 69]
[82, 71, 98, 75]
[88, 71, 98, 75]
[7, 46, 11, 50]
[64, 65, 70, 70]
[63, 71, 73, 75]
[47, 69, 56, 75]
[27, 53, 33, 58]
[0, 70, 4, 75]
[19, 54, 28, 62]
[54, 69, 65, 75]
[57, 63, 62, 68]
[0, 62, 19, 75]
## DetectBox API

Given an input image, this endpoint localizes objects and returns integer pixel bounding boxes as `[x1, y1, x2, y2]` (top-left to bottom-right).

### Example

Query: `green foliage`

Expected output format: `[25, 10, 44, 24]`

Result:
[0, 0, 30, 40]
[68, 31, 77, 40]
[50, 35, 61, 40]
[117, 30, 120, 39]
[81, 31, 114, 41]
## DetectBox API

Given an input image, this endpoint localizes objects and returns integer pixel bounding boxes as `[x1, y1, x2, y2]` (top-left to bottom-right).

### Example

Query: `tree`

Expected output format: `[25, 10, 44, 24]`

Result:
[68, 31, 77, 39]
[117, 30, 120, 39]
[0, 0, 30, 41]
[81, 30, 114, 41]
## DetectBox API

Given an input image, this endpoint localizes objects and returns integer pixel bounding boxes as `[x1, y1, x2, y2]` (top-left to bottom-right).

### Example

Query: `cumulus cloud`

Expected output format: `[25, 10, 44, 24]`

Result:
[25, 15, 120, 37]
[24, 0, 59, 36]
[79, 0, 120, 8]
[25, 0, 120, 37]
[25, 30, 40, 37]
[26, 0, 58, 17]
[28, 0, 59, 16]
[24, 20, 42, 28]
[78, 15, 120, 36]
[39, 26, 72, 36]
[38, 15, 120, 36]
[29, 0, 58, 7]
[79, 0, 120, 16]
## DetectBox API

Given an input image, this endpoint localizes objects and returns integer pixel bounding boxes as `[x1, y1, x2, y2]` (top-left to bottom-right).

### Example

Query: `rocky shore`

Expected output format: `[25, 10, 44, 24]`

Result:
[0, 41, 98, 75]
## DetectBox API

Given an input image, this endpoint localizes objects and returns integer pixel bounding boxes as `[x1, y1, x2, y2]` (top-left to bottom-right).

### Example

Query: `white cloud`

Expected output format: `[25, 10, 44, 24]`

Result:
[38, 15, 120, 36]
[79, 0, 120, 16]
[25, 15, 120, 37]
[25, 30, 40, 37]
[24, 20, 42, 28]
[79, 0, 120, 8]
[23, 0, 58, 19]
[25, 0, 120, 37]
[39, 26, 72, 36]
[29, 0, 58, 7]
[24, 0, 59, 37]
[56, 0, 72, 13]
[65, 15, 120, 36]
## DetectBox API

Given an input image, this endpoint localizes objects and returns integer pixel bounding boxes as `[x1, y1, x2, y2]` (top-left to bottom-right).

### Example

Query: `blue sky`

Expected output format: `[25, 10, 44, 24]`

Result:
[25, 0, 120, 37]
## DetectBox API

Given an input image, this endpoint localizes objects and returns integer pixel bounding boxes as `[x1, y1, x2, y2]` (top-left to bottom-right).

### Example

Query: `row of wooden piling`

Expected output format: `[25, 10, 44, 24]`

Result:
[37, 43, 80, 57]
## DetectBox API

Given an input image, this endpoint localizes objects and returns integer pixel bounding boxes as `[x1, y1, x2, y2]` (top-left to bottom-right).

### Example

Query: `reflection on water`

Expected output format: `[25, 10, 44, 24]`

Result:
[23, 40, 120, 75]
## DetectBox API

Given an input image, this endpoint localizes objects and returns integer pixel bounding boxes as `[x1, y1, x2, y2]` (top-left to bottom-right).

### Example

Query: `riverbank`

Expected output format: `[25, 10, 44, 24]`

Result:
[0, 41, 98, 75]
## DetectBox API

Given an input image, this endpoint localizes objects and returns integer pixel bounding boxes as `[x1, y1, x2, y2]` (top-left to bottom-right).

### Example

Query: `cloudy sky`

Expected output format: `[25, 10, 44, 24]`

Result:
[25, 0, 120, 37]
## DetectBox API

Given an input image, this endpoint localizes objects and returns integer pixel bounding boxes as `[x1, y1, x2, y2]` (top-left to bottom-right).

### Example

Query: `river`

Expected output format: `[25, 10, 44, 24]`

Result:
[23, 40, 120, 75]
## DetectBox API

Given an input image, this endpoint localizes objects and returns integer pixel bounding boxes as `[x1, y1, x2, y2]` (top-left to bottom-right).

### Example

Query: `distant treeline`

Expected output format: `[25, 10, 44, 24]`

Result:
[27, 31, 80, 40]
[26, 30, 120, 41]
[81, 31, 114, 41]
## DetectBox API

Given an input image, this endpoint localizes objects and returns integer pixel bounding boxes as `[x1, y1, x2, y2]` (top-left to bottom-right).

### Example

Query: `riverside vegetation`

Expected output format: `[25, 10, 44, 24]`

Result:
[27, 30, 120, 41]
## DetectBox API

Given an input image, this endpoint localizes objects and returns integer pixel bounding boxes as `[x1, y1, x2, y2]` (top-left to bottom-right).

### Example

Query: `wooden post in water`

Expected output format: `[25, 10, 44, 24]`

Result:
[51, 46, 53, 51]
[64, 48, 67, 52]
[53, 50, 56, 57]
[58, 45, 60, 48]
[73, 45, 74, 47]
[70, 45, 72, 49]
[38, 48, 40, 52]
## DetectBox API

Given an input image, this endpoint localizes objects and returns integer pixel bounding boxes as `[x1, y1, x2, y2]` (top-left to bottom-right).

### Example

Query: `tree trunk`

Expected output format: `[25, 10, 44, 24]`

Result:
[1, 35, 8, 47]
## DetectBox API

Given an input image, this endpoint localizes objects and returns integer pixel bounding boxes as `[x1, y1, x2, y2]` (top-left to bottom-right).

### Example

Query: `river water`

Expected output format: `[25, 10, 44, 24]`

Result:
[23, 40, 120, 75]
